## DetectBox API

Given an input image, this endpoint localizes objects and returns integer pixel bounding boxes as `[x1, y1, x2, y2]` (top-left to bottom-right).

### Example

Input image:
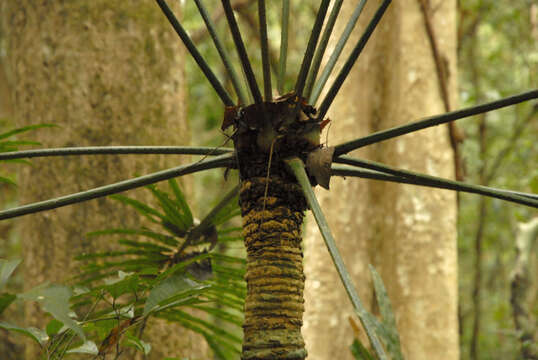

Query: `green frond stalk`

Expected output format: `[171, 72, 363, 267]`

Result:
[155, 0, 234, 106]
[294, 0, 331, 99]
[334, 89, 538, 156]
[278, 0, 290, 94]
[0, 146, 233, 160]
[194, 0, 248, 104]
[0, 154, 234, 220]
[309, 0, 367, 104]
[334, 157, 538, 208]
[303, 0, 343, 100]
[258, 0, 272, 101]
[221, 0, 263, 105]
[317, 0, 392, 120]
[331, 165, 538, 202]
[285, 157, 388, 360]
[187, 185, 239, 243]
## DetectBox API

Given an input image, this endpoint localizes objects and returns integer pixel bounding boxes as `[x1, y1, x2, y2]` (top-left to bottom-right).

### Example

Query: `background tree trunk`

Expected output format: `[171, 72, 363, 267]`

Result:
[2, 1, 208, 359]
[303, 1, 459, 359]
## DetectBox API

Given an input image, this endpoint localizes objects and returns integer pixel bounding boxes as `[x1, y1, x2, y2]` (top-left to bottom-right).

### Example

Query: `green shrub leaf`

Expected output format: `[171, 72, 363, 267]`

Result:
[0, 293, 16, 314]
[0, 321, 49, 346]
[66, 340, 99, 355]
[19, 284, 85, 340]
[369, 265, 404, 360]
[350, 339, 375, 360]
[125, 333, 152, 355]
[0, 259, 21, 290]
[46, 319, 64, 337]
[144, 274, 208, 316]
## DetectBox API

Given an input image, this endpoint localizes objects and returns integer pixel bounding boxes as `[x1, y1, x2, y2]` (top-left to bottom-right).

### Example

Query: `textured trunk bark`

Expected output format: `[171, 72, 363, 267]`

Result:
[228, 96, 320, 359]
[240, 176, 307, 360]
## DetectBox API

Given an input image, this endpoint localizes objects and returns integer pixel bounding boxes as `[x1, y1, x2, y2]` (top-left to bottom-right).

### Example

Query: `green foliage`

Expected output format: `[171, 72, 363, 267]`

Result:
[351, 339, 376, 360]
[0, 123, 55, 185]
[349, 267, 405, 360]
[72, 180, 245, 359]
[0, 259, 20, 316]
[368, 266, 404, 360]
[19, 284, 86, 341]
[458, 0, 537, 358]
[0, 322, 49, 346]
[0, 180, 244, 359]
[0, 258, 20, 290]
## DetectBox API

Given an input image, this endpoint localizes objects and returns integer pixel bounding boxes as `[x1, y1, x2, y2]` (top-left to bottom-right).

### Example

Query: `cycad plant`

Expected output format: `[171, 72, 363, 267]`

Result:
[1, 1, 537, 359]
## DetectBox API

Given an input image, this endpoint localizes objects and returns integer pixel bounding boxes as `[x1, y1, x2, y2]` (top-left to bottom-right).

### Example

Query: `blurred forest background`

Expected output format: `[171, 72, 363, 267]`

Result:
[0, 1, 536, 359]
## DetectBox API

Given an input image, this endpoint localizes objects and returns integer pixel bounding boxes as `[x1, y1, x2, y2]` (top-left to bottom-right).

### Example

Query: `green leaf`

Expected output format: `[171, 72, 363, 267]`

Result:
[117, 239, 170, 253]
[0, 140, 41, 147]
[143, 274, 208, 316]
[161, 311, 241, 355]
[0, 124, 56, 141]
[350, 339, 376, 360]
[0, 176, 16, 186]
[369, 265, 404, 360]
[104, 272, 140, 299]
[0, 293, 16, 314]
[75, 249, 149, 260]
[189, 305, 243, 326]
[65, 340, 99, 355]
[0, 158, 31, 165]
[0, 259, 21, 290]
[46, 319, 64, 337]
[19, 284, 85, 340]
[156, 252, 211, 281]
[165, 308, 242, 344]
[212, 208, 241, 226]
[168, 179, 193, 227]
[87, 228, 179, 247]
[0, 321, 49, 346]
[125, 333, 152, 355]
[149, 186, 189, 232]
[110, 195, 165, 223]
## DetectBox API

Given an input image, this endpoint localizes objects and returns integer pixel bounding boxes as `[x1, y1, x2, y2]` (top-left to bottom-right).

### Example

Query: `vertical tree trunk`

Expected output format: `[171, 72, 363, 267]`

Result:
[232, 99, 320, 359]
[2, 1, 208, 359]
[304, 1, 459, 359]
[240, 176, 307, 360]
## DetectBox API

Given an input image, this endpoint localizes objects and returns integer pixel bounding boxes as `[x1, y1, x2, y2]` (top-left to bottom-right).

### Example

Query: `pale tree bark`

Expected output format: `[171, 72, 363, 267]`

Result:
[0, 51, 21, 360]
[303, 1, 459, 359]
[2, 1, 208, 359]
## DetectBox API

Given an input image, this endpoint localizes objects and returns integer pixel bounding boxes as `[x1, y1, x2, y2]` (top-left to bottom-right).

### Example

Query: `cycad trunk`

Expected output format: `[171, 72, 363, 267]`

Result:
[230, 98, 320, 359]
[240, 176, 307, 359]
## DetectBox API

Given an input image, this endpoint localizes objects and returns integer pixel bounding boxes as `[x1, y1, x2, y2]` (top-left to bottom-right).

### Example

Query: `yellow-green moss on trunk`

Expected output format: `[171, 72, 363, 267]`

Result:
[239, 176, 307, 360]
[228, 94, 323, 359]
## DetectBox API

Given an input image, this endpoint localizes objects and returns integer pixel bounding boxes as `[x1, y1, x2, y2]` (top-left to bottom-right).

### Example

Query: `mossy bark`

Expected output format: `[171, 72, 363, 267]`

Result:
[240, 175, 307, 360]
[1, 1, 208, 359]
[230, 97, 320, 359]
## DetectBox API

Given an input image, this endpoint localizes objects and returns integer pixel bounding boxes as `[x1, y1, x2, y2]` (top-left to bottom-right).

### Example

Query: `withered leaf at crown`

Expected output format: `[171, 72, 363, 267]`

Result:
[320, 118, 331, 131]
[306, 146, 335, 190]
[221, 92, 319, 132]
[275, 91, 297, 103]
[222, 105, 241, 131]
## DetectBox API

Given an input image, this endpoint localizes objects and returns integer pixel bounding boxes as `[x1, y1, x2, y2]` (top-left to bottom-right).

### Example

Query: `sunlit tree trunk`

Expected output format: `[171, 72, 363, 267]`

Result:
[304, 1, 459, 359]
[0, 41, 21, 360]
[2, 1, 208, 359]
